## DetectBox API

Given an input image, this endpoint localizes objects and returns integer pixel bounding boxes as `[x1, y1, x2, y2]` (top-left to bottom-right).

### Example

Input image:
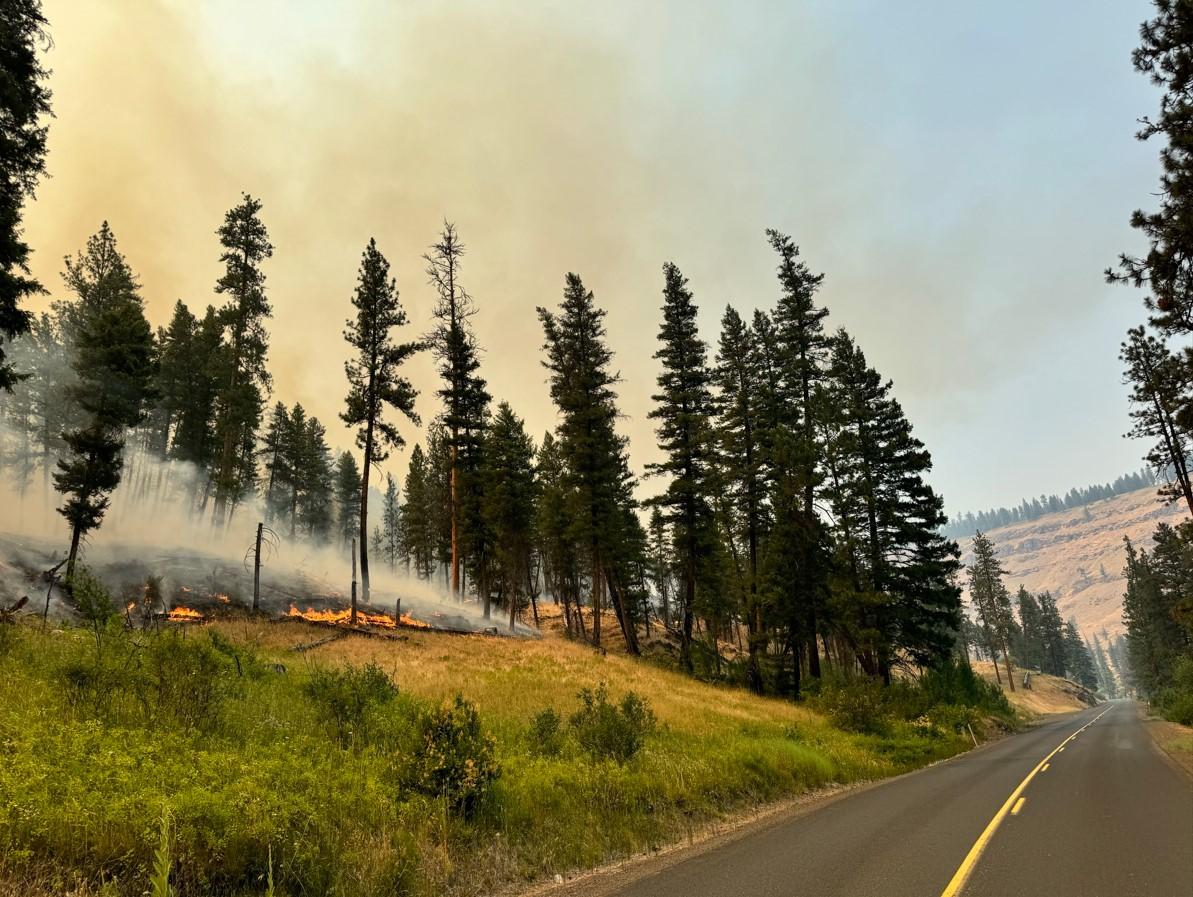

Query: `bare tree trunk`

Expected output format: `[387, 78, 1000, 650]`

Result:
[359, 419, 375, 605]
[350, 537, 358, 625]
[252, 522, 263, 612]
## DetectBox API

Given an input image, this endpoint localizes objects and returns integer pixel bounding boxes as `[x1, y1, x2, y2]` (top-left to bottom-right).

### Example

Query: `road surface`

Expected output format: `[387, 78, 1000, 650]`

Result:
[574, 700, 1193, 897]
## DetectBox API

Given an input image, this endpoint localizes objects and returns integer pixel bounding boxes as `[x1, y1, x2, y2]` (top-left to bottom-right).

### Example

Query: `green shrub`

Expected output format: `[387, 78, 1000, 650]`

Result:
[527, 707, 565, 757]
[569, 685, 657, 763]
[411, 694, 500, 816]
[815, 676, 889, 734]
[135, 631, 236, 731]
[302, 662, 397, 749]
[1157, 655, 1193, 725]
[69, 567, 118, 651]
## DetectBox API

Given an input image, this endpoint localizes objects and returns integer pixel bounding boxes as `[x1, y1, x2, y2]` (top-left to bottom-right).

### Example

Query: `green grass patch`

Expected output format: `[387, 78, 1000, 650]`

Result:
[0, 618, 978, 896]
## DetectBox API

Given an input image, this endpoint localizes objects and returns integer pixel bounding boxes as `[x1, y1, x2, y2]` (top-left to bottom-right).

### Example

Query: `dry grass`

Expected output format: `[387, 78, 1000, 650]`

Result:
[970, 660, 1095, 716]
[958, 487, 1185, 639]
[1146, 716, 1193, 780]
[215, 618, 819, 741]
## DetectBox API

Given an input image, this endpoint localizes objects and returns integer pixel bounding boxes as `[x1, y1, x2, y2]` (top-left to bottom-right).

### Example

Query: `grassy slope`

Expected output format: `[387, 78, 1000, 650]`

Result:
[958, 487, 1185, 639]
[970, 660, 1096, 716]
[0, 617, 976, 897]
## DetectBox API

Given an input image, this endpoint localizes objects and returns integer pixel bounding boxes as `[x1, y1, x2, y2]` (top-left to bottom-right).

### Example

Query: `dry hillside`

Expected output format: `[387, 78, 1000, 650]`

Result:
[971, 660, 1097, 715]
[958, 487, 1187, 639]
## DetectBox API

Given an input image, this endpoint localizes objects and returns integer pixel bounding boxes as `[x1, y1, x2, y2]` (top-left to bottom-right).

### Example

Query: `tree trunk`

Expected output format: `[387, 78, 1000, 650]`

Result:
[350, 537, 358, 626]
[252, 521, 263, 612]
[359, 419, 374, 605]
[450, 445, 460, 600]
[591, 544, 602, 647]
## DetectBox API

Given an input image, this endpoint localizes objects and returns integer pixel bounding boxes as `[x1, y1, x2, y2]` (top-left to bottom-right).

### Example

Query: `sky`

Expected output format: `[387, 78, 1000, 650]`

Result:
[22, 0, 1161, 516]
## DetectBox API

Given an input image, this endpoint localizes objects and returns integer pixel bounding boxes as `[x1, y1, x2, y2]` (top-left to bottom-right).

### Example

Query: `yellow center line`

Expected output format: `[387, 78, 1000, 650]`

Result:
[938, 706, 1111, 897]
[1010, 797, 1026, 816]
[1041, 763, 1049, 771]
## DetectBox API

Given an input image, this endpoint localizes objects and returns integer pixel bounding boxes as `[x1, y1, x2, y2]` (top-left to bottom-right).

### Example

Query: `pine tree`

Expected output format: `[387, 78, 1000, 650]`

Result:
[295, 415, 334, 541]
[376, 473, 400, 572]
[1120, 327, 1193, 512]
[342, 238, 421, 606]
[400, 443, 435, 579]
[647, 263, 718, 671]
[1110, 3, 1193, 357]
[171, 305, 222, 505]
[966, 532, 1017, 691]
[481, 402, 537, 628]
[1122, 530, 1193, 696]
[260, 401, 291, 522]
[538, 274, 639, 653]
[1015, 587, 1046, 671]
[535, 431, 582, 637]
[1037, 591, 1068, 677]
[646, 506, 673, 630]
[426, 223, 490, 600]
[210, 195, 273, 525]
[710, 306, 769, 690]
[0, 0, 51, 392]
[334, 451, 362, 551]
[1063, 621, 1099, 690]
[767, 229, 830, 685]
[53, 224, 155, 575]
[823, 330, 961, 679]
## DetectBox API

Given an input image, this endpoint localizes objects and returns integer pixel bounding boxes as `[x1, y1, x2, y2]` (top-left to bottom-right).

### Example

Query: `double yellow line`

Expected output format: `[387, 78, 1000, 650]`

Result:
[938, 705, 1112, 897]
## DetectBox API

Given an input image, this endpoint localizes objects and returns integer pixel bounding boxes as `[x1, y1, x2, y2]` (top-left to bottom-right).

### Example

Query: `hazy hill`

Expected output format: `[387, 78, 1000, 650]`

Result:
[958, 486, 1187, 639]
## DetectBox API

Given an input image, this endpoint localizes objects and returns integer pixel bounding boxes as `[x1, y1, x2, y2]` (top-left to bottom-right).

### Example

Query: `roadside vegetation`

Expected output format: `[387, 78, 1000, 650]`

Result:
[0, 592, 1013, 897]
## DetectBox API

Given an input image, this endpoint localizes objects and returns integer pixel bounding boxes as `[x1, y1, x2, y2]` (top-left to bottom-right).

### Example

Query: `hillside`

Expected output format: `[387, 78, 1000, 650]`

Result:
[0, 613, 1000, 897]
[971, 660, 1097, 716]
[958, 486, 1187, 639]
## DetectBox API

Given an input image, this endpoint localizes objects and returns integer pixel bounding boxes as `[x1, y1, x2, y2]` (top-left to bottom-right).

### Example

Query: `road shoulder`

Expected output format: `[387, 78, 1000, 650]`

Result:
[505, 714, 1054, 897]
[1144, 710, 1193, 780]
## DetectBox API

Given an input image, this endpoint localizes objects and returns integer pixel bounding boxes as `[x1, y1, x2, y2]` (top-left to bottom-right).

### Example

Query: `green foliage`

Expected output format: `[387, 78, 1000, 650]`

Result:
[137, 632, 237, 731]
[813, 659, 1015, 738]
[302, 662, 397, 749]
[151, 810, 173, 897]
[410, 695, 500, 816]
[1156, 655, 1193, 725]
[814, 676, 889, 735]
[526, 707, 565, 757]
[0, 622, 977, 896]
[569, 685, 657, 763]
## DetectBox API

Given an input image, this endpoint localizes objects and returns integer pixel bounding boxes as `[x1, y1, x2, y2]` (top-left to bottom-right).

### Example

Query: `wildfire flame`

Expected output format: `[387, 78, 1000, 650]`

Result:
[167, 606, 204, 622]
[285, 603, 431, 630]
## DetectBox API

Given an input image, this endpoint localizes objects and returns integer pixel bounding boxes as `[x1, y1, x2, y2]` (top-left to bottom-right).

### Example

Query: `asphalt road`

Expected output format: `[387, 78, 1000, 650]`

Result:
[589, 701, 1193, 897]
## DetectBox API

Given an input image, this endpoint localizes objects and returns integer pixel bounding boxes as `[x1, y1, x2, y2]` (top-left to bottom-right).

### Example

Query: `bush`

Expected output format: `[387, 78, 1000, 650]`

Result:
[816, 676, 889, 734]
[569, 685, 656, 763]
[527, 707, 565, 757]
[302, 662, 397, 749]
[69, 567, 118, 650]
[411, 694, 500, 816]
[1156, 655, 1193, 725]
[135, 631, 237, 731]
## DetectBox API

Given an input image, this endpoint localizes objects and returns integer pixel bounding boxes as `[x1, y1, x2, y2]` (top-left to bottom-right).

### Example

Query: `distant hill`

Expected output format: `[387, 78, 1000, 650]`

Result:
[957, 486, 1188, 640]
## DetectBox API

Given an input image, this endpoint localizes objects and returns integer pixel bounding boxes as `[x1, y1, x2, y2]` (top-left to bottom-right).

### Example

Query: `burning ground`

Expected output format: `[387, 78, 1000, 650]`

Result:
[0, 531, 537, 637]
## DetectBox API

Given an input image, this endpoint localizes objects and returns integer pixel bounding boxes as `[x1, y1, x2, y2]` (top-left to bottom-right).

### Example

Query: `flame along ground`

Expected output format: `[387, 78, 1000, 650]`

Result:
[158, 602, 436, 630]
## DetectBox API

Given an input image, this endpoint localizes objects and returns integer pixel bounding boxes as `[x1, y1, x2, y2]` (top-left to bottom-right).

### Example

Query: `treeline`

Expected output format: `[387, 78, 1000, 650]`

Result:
[1107, 2, 1193, 722]
[0, 1, 967, 699]
[962, 532, 1120, 695]
[943, 468, 1156, 540]
[1122, 526, 1193, 722]
[352, 236, 965, 697]
[0, 216, 966, 698]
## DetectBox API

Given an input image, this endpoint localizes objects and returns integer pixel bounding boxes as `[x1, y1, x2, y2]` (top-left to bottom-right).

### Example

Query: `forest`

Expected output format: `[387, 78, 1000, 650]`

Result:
[0, 0, 965, 699]
[1110, 0, 1193, 725]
